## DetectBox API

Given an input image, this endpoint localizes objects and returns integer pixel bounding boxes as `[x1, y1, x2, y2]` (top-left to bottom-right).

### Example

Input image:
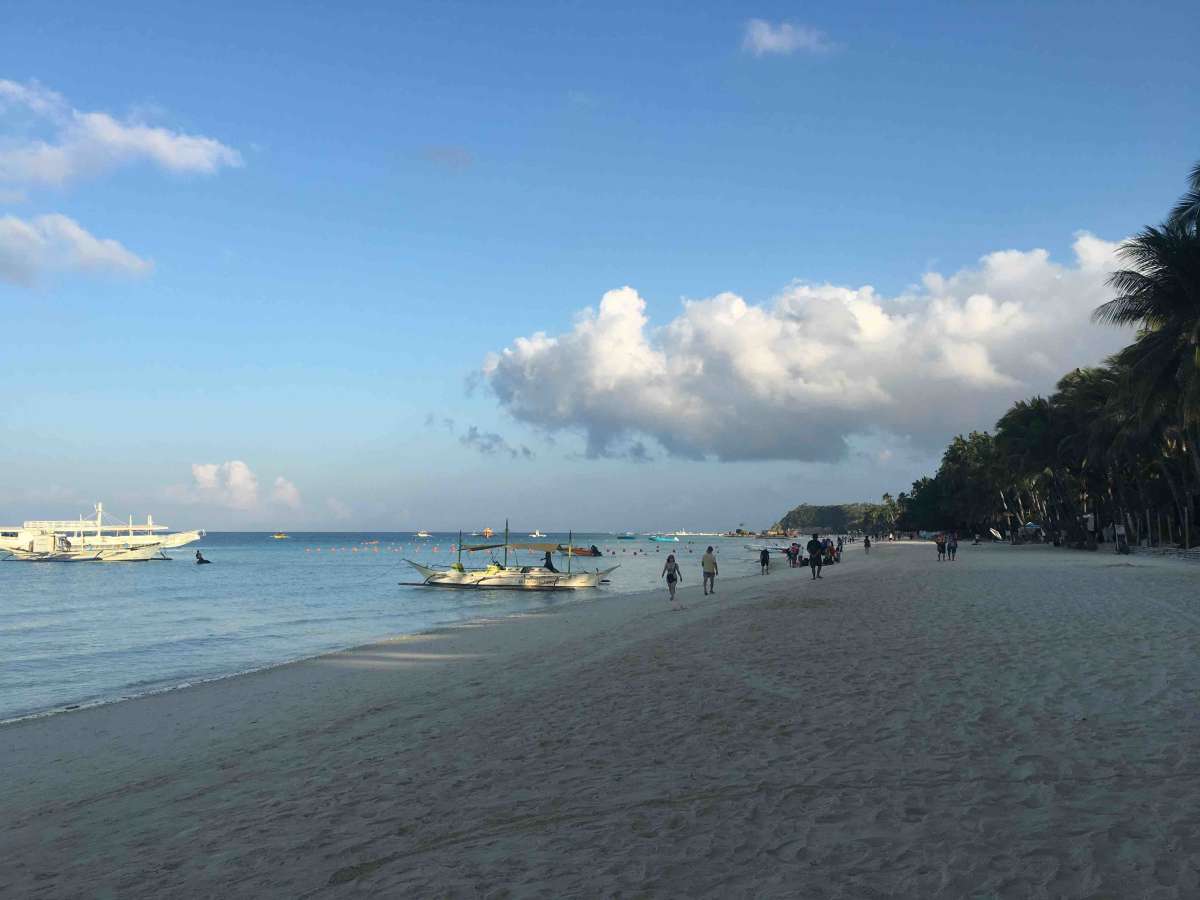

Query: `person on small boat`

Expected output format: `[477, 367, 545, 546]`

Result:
[543, 551, 559, 573]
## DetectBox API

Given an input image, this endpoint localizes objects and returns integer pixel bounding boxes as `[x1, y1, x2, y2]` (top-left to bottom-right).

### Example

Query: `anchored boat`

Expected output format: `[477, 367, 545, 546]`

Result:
[0, 503, 204, 562]
[404, 524, 617, 591]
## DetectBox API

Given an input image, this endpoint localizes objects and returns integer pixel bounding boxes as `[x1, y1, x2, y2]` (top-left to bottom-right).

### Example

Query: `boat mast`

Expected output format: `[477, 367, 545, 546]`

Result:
[504, 519, 509, 568]
[567, 530, 572, 575]
[96, 502, 102, 537]
[457, 530, 463, 567]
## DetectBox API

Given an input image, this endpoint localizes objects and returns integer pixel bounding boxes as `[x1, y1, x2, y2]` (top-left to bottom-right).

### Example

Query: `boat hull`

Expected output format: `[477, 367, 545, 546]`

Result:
[406, 560, 617, 590]
[4, 543, 168, 562]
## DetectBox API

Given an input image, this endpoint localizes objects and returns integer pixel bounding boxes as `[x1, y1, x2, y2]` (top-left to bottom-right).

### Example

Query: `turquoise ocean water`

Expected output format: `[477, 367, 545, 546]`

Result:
[0, 532, 766, 722]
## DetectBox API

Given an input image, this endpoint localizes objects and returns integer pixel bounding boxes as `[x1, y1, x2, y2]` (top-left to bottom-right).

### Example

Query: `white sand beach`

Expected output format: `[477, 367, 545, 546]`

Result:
[3, 542, 1200, 897]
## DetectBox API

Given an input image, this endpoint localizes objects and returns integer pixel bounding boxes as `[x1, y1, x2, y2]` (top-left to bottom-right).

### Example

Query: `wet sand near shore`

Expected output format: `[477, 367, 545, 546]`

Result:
[3, 542, 1199, 897]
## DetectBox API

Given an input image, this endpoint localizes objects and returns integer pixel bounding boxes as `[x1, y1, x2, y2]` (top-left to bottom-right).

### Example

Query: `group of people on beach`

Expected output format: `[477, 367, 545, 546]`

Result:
[660, 545, 720, 611]
[935, 532, 959, 561]
[776, 535, 842, 573]
[665, 533, 853, 608]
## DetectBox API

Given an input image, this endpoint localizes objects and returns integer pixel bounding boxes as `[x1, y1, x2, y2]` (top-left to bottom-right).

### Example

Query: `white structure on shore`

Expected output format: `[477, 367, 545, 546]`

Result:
[0, 502, 204, 561]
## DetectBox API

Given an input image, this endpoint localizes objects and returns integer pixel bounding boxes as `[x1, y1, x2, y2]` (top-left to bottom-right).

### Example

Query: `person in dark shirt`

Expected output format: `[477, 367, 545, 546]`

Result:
[543, 551, 559, 572]
[806, 534, 823, 580]
[759, 547, 770, 574]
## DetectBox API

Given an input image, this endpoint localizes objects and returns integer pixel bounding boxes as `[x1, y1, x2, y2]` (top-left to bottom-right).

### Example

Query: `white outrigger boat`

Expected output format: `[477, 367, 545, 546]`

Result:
[0, 502, 205, 562]
[405, 525, 617, 591]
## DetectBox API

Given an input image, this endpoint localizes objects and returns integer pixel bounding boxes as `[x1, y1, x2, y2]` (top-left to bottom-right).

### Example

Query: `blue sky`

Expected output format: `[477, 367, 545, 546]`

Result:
[1, 1, 1197, 530]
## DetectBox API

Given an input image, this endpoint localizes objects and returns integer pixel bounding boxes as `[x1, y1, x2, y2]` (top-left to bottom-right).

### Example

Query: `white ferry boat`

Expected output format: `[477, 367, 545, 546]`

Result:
[0, 502, 205, 562]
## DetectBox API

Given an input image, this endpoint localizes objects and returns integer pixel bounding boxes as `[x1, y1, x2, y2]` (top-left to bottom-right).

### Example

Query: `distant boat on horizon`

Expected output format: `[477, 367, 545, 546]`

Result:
[648, 535, 679, 543]
[272, 532, 289, 540]
[616, 532, 638, 540]
[415, 530, 433, 539]
[529, 530, 546, 538]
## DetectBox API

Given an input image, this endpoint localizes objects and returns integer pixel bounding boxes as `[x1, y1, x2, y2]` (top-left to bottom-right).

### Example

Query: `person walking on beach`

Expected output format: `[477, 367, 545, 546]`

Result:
[863, 535, 871, 554]
[759, 547, 770, 574]
[806, 534, 823, 580]
[948, 533, 958, 561]
[662, 553, 684, 609]
[701, 546, 718, 594]
[935, 534, 946, 561]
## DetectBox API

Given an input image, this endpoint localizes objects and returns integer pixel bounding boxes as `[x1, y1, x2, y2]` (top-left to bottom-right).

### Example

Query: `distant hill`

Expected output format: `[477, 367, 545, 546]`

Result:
[771, 502, 886, 534]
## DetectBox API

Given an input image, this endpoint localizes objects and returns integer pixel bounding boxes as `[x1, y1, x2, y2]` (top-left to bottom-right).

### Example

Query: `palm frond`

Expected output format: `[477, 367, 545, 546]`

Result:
[1169, 159, 1200, 228]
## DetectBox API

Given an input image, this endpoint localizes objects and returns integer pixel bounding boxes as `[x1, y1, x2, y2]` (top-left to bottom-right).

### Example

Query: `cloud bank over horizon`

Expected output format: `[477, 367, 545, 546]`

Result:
[481, 232, 1131, 463]
[168, 461, 303, 514]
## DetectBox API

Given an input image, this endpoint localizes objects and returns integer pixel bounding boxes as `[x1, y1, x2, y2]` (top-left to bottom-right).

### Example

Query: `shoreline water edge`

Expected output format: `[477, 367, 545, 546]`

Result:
[1, 536, 788, 726]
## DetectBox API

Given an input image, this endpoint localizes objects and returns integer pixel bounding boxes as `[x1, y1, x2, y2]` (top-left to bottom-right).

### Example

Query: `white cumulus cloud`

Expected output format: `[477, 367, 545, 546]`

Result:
[271, 476, 302, 510]
[0, 78, 242, 188]
[742, 19, 835, 56]
[480, 232, 1131, 462]
[0, 213, 151, 284]
[189, 460, 260, 510]
[170, 461, 301, 512]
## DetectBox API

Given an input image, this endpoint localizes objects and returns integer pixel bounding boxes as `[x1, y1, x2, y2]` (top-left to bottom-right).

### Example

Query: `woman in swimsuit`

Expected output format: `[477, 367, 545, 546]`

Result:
[661, 553, 684, 610]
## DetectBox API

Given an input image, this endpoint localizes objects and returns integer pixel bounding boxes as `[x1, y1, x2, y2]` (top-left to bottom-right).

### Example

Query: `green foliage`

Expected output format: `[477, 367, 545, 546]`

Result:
[772, 502, 886, 533]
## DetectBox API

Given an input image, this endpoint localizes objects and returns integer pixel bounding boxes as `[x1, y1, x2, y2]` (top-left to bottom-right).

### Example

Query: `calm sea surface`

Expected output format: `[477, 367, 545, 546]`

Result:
[0, 532, 767, 722]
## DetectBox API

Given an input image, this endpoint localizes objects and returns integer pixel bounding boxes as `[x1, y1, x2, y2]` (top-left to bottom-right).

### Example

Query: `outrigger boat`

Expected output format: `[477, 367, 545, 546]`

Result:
[404, 523, 617, 591]
[0, 502, 204, 562]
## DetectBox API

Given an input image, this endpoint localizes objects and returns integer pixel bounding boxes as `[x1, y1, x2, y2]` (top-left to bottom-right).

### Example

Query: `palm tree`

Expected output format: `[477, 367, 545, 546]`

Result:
[1169, 159, 1200, 230]
[1092, 221, 1200, 426]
